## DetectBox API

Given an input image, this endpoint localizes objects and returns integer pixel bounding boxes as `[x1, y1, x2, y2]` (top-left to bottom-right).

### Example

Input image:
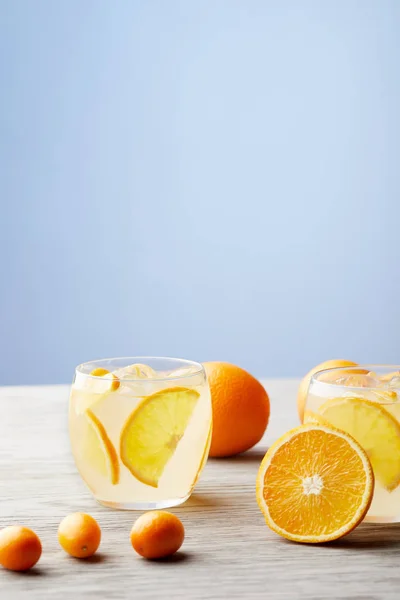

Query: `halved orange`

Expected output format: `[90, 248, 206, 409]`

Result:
[85, 410, 120, 485]
[256, 424, 374, 543]
[120, 387, 199, 488]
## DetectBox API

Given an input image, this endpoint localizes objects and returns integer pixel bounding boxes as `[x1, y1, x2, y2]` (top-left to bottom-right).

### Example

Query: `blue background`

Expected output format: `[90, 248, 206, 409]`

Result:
[1, 0, 399, 385]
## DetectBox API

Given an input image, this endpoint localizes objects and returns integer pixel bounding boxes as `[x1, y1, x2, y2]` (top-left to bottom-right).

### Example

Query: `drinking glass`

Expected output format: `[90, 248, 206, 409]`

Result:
[306, 364, 400, 523]
[69, 357, 212, 510]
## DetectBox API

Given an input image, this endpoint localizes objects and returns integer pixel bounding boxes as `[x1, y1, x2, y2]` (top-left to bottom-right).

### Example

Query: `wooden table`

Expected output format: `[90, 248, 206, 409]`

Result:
[1, 381, 399, 600]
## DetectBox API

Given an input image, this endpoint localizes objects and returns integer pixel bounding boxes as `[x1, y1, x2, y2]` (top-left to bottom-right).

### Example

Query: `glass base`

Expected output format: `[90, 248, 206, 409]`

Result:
[96, 492, 191, 511]
[364, 514, 400, 524]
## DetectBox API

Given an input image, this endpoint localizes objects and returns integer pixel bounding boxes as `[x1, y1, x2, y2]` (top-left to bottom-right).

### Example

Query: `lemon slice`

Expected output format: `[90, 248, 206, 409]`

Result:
[318, 397, 400, 491]
[120, 387, 200, 488]
[84, 410, 120, 485]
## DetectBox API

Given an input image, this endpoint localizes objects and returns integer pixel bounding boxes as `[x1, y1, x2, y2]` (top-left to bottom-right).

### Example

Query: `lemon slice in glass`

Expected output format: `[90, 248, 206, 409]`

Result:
[84, 409, 120, 485]
[120, 387, 199, 488]
[318, 396, 400, 491]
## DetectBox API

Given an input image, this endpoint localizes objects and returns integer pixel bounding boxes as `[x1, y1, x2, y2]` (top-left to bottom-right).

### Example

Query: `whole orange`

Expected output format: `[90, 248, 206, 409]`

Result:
[130, 511, 184, 559]
[203, 362, 270, 457]
[297, 359, 358, 422]
[58, 513, 101, 558]
[0, 526, 42, 571]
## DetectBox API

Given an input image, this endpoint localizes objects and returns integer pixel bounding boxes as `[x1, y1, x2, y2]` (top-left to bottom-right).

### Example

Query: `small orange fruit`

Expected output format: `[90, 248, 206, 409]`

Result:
[0, 526, 42, 571]
[297, 359, 358, 422]
[58, 513, 101, 558]
[203, 362, 270, 457]
[256, 424, 374, 543]
[130, 511, 184, 559]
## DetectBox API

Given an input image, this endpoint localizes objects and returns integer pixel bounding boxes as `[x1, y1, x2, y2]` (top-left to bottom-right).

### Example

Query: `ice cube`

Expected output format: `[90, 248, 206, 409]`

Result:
[110, 363, 162, 397]
[387, 375, 400, 391]
[74, 370, 115, 393]
[380, 371, 400, 384]
[335, 374, 381, 388]
[167, 366, 201, 378]
[370, 389, 398, 403]
[113, 363, 157, 380]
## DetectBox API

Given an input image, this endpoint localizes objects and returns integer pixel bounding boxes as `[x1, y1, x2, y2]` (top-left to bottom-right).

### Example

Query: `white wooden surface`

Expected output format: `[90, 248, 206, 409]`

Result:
[1, 380, 400, 600]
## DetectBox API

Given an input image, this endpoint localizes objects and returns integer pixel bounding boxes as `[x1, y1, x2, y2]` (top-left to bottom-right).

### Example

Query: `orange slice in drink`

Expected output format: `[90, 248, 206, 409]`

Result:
[318, 397, 400, 490]
[84, 410, 120, 485]
[256, 424, 374, 543]
[120, 387, 199, 488]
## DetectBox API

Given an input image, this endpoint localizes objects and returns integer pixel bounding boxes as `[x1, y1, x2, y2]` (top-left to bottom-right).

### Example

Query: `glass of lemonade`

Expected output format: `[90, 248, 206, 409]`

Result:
[69, 357, 212, 510]
[306, 364, 400, 523]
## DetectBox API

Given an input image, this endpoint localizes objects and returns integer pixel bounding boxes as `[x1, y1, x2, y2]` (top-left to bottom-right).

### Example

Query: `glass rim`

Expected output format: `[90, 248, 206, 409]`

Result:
[75, 356, 205, 383]
[311, 364, 400, 387]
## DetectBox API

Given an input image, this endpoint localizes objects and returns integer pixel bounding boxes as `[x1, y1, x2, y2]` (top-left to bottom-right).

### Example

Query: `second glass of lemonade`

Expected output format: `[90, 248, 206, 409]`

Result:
[69, 357, 212, 510]
[306, 365, 400, 523]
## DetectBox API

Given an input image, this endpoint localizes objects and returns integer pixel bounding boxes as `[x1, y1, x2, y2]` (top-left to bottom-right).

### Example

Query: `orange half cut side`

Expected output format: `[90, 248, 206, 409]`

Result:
[256, 424, 374, 543]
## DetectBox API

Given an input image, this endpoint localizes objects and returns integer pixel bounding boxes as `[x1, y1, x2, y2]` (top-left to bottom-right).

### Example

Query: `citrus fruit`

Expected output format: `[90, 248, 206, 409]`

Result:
[58, 513, 101, 558]
[130, 511, 184, 559]
[0, 526, 42, 571]
[120, 387, 199, 488]
[297, 359, 358, 422]
[317, 397, 400, 490]
[203, 362, 270, 457]
[84, 409, 120, 485]
[90, 368, 120, 392]
[256, 424, 374, 543]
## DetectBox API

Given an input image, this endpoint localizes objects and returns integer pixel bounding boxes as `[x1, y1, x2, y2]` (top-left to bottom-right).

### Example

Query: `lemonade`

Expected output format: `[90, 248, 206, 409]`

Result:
[306, 365, 400, 523]
[69, 358, 212, 510]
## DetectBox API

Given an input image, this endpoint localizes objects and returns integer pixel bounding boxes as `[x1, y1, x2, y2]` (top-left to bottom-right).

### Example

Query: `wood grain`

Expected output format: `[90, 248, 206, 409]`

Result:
[0, 381, 400, 599]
